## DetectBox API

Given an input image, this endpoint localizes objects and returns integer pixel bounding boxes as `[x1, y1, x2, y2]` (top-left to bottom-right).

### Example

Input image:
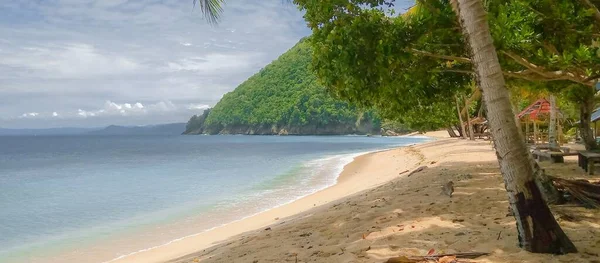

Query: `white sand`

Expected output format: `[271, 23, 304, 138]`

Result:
[111, 141, 425, 263]
[116, 138, 600, 263]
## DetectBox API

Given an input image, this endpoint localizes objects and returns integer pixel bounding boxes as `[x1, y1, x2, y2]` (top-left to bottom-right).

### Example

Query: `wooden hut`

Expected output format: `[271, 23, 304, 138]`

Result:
[517, 98, 563, 145]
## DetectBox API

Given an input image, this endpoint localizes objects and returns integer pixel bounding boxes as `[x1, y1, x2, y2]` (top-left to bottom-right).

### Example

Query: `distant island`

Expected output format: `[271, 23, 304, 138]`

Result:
[183, 39, 388, 136]
[0, 123, 186, 136]
[87, 123, 187, 136]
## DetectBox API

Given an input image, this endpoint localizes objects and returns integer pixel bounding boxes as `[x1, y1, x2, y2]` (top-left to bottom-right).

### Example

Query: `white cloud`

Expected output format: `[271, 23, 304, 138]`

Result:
[0, 0, 323, 128]
[77, 109, 96, 118]
[166, 53, 260, 73]
[186, 104, 210, 110]
[1, 43, 140, 79]
[19, 112, 40, 118]
[44, 100, 207, 120]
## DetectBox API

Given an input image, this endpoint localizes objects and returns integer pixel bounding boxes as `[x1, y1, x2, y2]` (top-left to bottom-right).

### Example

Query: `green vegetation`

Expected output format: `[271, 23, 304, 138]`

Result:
[184, 108, 211, 134]
[295, 0, 589, 254]
[184, 39, 382, 135]
[194, 0, 600, 255]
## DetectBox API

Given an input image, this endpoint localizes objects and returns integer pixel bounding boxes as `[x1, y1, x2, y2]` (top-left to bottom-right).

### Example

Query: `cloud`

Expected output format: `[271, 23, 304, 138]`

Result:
[1, 43, 140, 79]
[19, 112, 39, 118]
[0, 0, 324, 128]
[186, 104, 210, 110]
[78, 109, 96, 118]
[40, 100, 210, 120]
[165, 53, 261, 73]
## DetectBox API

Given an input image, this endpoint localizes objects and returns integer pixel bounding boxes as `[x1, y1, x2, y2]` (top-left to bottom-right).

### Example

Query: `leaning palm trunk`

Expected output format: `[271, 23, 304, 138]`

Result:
[453, 0, 576, 254]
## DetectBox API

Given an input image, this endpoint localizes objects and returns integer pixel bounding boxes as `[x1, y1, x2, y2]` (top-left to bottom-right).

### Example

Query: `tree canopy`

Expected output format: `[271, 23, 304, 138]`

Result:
[295, 0, 600, 148]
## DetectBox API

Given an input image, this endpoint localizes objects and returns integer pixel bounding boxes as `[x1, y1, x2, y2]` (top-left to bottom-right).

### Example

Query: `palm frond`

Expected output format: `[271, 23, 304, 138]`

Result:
[193, 0, 225, 25]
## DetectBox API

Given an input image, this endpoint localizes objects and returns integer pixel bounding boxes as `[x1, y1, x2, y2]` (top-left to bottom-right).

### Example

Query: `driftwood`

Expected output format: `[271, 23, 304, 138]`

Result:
[407, 166, 428, 177]
[441, 181, 454, 197]
[386, 252, 490, 263]
[550, 176, 600, 209]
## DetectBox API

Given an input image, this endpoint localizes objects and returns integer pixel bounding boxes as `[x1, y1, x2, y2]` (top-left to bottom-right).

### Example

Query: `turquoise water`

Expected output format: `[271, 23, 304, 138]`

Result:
[0, 135, 429, 262]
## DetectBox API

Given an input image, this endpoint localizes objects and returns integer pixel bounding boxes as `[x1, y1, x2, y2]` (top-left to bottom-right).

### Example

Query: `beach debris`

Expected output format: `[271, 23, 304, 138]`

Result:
[264, 227, 271, 231]
[274, 217, 280, 220]
[550, 176, 600, 209]
[430, 161, 437, 165]
[299, 232, 312, 237]
[399, 170, 410, 175]
[441, 181, 454, 197]
[427, 249, 436, 255]
[407, 166, 428, 177]
[457, 173, 473, 181]
[385, 252, 489, 263]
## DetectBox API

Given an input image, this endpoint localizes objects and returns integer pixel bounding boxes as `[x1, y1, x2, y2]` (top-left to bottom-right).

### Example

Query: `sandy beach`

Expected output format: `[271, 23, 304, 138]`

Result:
[115, 133, 600, 263]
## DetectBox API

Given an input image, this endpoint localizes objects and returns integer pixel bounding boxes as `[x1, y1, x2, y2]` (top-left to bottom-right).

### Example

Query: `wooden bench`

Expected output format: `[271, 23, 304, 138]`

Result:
[578, 151, 600, 175]
[530, 144, 572, 153]
[532, 150, 578, 163]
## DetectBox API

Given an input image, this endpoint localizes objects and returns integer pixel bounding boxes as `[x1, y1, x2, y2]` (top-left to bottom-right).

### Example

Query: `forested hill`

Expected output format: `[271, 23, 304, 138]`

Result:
[184, 39, 381, 135]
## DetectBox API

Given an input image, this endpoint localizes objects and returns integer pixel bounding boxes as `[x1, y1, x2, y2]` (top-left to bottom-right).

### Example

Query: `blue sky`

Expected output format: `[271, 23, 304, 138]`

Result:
[0, 0, 414, 129]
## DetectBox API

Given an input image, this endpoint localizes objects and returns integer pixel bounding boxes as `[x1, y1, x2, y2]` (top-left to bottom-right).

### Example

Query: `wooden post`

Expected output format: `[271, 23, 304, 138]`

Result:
[548, 95, 558, 149]
[557, 117, 563, 144]
[533, 121, 539, 145]
[525, 117, 530, 144]
[465, 96, 474, 140]
[455, 96, 466, 139]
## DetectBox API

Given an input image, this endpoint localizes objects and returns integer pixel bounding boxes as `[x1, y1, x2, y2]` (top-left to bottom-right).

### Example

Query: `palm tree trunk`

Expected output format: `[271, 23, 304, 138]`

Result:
[466, 97, 475, 140]
[454, 0, 576, 254]
[455, 96, 467, 139]
[447, 126, 459, 137]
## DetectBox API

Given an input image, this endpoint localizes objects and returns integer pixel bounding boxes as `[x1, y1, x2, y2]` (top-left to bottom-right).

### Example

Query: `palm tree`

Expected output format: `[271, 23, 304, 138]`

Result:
[193, 0, 224, 24]
[194, 0, 577, 254]
[452, 0, 576, 253]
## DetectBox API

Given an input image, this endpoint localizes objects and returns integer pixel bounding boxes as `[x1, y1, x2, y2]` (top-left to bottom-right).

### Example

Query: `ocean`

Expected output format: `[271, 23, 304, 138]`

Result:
[0, 135, 429, 262]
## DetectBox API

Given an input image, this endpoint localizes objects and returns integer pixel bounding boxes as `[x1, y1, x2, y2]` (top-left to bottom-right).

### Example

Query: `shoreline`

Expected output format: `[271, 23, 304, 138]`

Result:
[110, 139, 432, 263]
[168, 136, 600, 263]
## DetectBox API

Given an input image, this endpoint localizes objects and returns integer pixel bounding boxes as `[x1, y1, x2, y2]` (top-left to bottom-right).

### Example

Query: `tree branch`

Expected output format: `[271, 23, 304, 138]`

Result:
[406, 48, 472, 63]
[578, 0, 600, 28]
[501, 51, 594, 87]
[410, 48, 594, 87]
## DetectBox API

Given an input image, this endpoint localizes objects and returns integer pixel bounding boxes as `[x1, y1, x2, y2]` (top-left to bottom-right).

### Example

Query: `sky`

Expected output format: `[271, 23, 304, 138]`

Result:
[0, 0, 313, 128]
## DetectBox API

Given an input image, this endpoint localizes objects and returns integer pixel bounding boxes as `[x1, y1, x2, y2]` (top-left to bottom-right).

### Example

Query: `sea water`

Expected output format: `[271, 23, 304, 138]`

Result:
[0, 135, 429, 262]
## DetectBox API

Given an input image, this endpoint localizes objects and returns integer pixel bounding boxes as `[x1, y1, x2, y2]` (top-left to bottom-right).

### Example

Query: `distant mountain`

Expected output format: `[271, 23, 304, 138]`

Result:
[184, 38, 381, 135]
[87, 123, 187, 135]
[0, 127, 98, 136]
[0, 123, 187, 136]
